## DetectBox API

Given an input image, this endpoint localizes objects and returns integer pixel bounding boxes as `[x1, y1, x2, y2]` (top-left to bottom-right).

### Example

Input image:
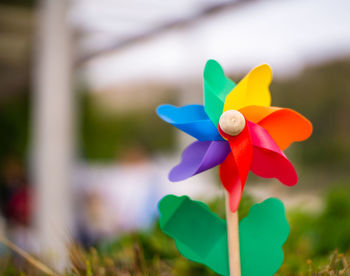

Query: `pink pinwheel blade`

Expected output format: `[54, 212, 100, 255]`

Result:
[247, 121, 298, 186]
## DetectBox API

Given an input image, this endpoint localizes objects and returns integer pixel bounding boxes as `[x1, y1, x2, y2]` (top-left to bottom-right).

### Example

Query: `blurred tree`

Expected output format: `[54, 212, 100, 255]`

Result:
[0, 0, 35, 8]
[79, 92, 176, 162]
[0, 95, 29, 167]
[270, 59, 350, 169]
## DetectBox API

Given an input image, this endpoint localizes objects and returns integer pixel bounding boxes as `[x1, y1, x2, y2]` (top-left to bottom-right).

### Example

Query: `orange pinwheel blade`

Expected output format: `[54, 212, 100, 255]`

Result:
[240, 105, 313, 150]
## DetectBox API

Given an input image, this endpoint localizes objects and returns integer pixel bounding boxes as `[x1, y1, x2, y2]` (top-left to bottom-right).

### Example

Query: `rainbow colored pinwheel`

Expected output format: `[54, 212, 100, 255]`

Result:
[157, 60, 312, 212]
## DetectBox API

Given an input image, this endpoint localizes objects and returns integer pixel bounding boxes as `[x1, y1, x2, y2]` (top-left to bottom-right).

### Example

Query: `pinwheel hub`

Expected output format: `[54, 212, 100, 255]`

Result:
[219, 110, 245, 136]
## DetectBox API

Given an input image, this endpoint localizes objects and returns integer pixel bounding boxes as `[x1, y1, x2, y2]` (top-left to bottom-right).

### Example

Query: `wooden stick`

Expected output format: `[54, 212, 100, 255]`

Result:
[225, 192, 241, 276]
[0, 234, 58, 276]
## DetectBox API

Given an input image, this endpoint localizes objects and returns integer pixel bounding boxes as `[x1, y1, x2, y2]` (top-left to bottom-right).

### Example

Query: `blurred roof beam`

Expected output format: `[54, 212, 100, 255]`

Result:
[76, 0, 254, 65]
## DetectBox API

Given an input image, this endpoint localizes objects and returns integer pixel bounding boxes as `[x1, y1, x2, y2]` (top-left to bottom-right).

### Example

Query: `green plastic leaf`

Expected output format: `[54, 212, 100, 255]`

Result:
[158, 195, 229, 275]
[240, 197, 290, 276]
[203, 60, 236, 126]
[158, 195, 289, 276]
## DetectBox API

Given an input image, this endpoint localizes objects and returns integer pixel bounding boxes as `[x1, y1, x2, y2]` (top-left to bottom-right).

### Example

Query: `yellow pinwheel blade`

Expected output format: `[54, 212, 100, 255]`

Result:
[223, 64, 272, 112]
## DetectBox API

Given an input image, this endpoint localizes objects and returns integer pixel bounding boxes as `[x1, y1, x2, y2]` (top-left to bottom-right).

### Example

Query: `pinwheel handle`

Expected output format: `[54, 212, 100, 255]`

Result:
[225, 192, 241, 276]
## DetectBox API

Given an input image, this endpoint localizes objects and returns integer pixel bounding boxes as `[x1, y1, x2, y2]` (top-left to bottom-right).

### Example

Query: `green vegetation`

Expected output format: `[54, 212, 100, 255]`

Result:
[280, 186, 350, 275]
[72, 186, 350, 275]
[1, 59, 349, 167]
[270, 60, 350, 170]
[0, 51, 350, 275]
[0, 0, 36, 8]
[0, 94, 30, 168]
[79, 93, 176, 162]
[1, 187, 350, 275]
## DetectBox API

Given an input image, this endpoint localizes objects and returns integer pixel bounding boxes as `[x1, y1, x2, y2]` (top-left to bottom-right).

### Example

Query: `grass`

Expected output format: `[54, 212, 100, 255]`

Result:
[1, 187, 350, 275]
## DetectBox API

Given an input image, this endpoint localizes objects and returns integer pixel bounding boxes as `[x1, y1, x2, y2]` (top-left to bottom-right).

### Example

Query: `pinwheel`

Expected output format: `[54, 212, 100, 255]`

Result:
[157, 60, 312, 212]
[156, 60, 312, 276]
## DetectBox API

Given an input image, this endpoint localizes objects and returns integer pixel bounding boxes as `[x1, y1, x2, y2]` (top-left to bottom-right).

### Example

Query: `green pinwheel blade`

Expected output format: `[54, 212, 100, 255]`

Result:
[203, 60, 236, 126]
[158, 195, 289, 276]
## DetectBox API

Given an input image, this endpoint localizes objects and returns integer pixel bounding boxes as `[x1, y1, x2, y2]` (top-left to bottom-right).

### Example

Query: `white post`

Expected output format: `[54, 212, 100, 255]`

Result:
[32, 0, 73, 272]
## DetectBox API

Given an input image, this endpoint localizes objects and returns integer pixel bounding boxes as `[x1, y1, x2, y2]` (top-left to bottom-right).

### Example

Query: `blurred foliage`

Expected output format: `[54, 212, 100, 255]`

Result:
[2, 187, 350, 275]
[307, 250, 350, 276]
[280, 185, 350, 275]
[271, 59, 350, 170]
[88, 186, 350, 275]
[83, 185, 350, 275]
[0, 59, 349, 166]
[0, 0, 36, 8]
[78, 59, 350, 165]
[79, 92, 176, 162]
[0, 94, 29, 168]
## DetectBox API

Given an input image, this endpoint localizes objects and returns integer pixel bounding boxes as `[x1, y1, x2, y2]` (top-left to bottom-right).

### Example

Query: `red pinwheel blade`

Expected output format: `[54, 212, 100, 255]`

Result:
[219, 153, 242, 212]
[219, 121, 253, 212]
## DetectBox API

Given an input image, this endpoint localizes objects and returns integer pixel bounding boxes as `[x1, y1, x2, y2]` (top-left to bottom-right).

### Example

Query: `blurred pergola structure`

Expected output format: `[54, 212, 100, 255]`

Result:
[74, 0, 253, 64]
[33, 0, 252, 271]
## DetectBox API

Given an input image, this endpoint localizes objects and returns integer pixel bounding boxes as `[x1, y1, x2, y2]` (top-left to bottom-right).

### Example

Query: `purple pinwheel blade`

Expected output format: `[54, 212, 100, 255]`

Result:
[169, 140, 230, 182]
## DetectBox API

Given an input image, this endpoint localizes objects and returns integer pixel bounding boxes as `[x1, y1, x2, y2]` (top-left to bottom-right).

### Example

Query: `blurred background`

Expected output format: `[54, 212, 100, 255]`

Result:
[0, 0, 350, 274]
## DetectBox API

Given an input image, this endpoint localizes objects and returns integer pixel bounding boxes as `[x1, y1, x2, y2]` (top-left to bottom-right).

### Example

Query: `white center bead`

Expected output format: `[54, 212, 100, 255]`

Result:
[219, 110, 245, 136]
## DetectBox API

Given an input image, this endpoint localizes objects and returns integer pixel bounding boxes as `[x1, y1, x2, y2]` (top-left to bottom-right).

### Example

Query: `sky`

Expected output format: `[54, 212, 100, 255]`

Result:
[73, 0, 350, 91]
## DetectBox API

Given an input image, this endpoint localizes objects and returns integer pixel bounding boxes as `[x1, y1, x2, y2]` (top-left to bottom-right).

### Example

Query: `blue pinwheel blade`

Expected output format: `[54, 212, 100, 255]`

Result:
[156, 104, 223, 141]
